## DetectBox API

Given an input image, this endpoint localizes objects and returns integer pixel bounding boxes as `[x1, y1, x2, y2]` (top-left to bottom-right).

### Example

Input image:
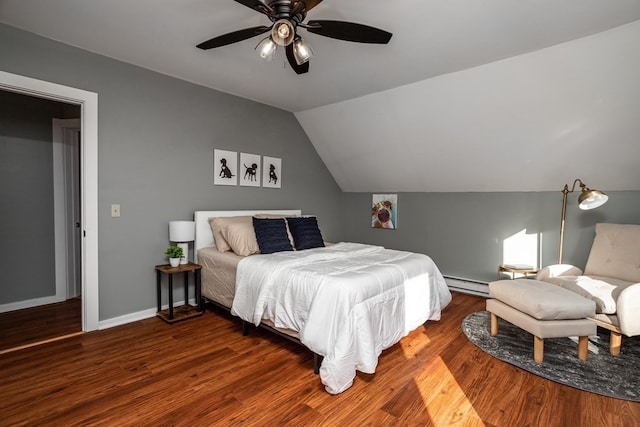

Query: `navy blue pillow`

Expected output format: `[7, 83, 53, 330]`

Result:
[252, 217, 293, 254]
[287, 217, 325, 250]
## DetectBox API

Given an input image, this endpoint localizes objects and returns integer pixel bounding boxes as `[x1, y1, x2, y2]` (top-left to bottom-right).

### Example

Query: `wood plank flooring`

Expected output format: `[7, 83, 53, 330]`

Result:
[1, 292, 639, 426]
[0, 297, 81, 352]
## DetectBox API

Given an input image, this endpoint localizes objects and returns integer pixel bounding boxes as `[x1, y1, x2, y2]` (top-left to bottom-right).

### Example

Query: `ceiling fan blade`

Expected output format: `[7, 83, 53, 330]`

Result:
[232, 0, 272, 15]
[197, 26, 271, 49]
[306, 20, 392, 44]
[286, 44, 309, 75]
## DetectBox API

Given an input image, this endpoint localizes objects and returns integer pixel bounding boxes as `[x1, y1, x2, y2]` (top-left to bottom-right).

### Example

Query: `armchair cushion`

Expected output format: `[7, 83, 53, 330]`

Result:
[535, 264, 583, 281]
[542, 275, 634, 314]
[585, 223, 640, 283]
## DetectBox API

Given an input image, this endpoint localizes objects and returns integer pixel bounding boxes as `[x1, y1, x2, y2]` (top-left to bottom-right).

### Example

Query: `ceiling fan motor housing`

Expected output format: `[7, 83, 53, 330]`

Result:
[268, 0, 307, 22]
[268, 1, 307, 46]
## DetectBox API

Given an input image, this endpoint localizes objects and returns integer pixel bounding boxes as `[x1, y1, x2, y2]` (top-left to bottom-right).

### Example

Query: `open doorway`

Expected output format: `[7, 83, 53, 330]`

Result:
[0, 91, 82, 352]
[0, 70, 99, 352]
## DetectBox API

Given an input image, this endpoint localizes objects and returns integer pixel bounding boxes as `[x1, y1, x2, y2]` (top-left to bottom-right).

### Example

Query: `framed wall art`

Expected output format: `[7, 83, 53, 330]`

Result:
[371, 194, 397, 229]
[214, 149, 238, 186]
[240, 152, 261, 187]
[262, 156, 281, 189]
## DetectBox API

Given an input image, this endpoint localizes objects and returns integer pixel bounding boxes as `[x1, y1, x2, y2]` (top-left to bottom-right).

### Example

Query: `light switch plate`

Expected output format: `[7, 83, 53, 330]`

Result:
[111, 204, 121, 218]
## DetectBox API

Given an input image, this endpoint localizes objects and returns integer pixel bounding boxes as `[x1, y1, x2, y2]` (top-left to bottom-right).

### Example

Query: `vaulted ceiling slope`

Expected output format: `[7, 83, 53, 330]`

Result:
[296, 20, 640, 192]
[2, 1, 640, 192]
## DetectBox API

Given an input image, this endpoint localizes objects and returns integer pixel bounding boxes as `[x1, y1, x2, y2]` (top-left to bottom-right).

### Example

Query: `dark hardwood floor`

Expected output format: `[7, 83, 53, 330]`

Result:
[1, 292, 638, 426]
[0, 297, 82, 353]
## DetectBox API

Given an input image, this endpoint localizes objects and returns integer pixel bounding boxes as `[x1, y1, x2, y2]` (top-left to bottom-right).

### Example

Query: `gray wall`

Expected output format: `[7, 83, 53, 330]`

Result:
[0, 23, 342, 319]
[342, 191, 640, 282]
[0, 91, 76, 303]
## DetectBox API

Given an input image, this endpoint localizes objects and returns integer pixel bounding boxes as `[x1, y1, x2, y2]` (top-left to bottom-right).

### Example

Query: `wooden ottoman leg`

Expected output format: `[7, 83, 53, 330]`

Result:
[578, 336, 589, 361]
[610, 331, 622, 356]
[534, 336, 544, 364]
[490, 312, 499, 336]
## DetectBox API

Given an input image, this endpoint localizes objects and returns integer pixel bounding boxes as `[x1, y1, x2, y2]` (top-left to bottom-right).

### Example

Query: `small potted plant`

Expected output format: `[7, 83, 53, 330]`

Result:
[164, 246, 184, 267]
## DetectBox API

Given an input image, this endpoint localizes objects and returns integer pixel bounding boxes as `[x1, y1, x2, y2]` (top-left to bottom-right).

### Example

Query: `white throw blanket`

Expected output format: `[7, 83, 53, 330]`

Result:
[231, 242, 452, 394]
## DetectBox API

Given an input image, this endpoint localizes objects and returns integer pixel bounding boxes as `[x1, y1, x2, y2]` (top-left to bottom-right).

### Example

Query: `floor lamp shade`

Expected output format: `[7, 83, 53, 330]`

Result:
[169, 221, 195, 264]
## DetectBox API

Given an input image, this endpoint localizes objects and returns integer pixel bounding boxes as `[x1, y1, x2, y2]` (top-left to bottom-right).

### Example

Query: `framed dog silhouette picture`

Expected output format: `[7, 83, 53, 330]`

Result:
[372, 194, 397, 229]
[240, 152, 261, 187]
[214, 149, 238, 186]
[262, 156, 281, 189]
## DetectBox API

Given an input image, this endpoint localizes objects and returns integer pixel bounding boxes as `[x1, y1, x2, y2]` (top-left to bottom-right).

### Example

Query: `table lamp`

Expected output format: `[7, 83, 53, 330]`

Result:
[169, 220, 195, 265]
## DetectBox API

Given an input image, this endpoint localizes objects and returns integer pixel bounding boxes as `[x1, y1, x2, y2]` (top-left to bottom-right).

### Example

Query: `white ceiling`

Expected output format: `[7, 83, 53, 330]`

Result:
[2, 0, 640, 192]
[1, 0, 639, 113]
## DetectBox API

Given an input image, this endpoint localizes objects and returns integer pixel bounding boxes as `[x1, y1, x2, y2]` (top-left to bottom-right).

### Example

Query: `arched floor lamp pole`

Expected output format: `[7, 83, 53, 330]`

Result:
[558, 179, 608, 264]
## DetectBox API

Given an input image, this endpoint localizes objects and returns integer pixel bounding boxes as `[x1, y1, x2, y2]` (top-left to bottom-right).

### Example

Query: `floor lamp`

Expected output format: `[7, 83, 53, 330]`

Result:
[558, 179, 608, 264]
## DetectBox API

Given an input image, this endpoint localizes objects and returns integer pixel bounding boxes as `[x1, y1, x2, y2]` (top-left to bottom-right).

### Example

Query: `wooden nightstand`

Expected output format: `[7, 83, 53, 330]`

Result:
[497, 264, 539, 280]
[155, 262, 203, 323]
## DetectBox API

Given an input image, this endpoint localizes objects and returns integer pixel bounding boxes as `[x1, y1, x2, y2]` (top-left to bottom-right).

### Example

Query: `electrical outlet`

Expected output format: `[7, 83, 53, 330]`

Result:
[111, 204, 121, 218]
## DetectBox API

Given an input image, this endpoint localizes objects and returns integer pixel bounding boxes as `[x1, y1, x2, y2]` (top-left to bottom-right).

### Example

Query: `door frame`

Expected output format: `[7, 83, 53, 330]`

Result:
[0, 71, 99, 332]
[53, 118, 81, 300]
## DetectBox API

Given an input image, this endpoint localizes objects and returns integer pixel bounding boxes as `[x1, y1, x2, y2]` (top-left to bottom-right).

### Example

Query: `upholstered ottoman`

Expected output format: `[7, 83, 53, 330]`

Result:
[486, 279, 597, 363]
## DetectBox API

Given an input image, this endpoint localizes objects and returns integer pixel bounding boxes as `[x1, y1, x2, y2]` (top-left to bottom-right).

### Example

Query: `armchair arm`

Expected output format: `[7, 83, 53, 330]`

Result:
[536, 264, 583, 281]
[617, 283, 640, 337]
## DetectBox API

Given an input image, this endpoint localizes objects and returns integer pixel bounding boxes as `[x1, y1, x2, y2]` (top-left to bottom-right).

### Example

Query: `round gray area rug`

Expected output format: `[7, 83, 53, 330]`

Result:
[462, 311, 640, 402]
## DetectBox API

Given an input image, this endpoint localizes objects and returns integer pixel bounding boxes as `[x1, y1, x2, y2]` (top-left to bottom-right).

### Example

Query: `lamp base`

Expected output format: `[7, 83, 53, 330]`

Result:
[177, 242, 189, 264]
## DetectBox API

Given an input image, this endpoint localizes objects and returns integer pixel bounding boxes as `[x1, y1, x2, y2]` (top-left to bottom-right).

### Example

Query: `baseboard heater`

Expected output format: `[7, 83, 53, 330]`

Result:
[444, 275, 489, 297]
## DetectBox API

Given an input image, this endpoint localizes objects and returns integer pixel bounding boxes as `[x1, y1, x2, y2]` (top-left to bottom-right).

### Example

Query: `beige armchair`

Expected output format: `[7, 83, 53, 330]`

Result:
[536, 223, 640, 355]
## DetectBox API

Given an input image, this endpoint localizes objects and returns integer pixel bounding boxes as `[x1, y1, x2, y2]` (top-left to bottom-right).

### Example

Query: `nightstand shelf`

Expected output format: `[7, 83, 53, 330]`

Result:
[155, 262, 203, 324]
[156, 304, 202, 324]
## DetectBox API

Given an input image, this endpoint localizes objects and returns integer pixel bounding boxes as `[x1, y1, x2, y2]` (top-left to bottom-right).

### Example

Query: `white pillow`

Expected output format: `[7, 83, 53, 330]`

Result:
[220, 221, 260, 256]
[208, 216, 252, 252]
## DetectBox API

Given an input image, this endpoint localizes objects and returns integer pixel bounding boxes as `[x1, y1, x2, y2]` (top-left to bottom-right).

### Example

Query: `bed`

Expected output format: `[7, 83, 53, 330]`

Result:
[194, 210, 452, 394]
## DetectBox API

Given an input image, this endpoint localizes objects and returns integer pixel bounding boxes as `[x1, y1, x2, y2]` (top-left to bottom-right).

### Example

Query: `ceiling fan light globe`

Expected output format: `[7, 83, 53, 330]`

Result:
[255, 36, 277, 60]
[272, 19, 295, 46]
[293, 38, 314, 65]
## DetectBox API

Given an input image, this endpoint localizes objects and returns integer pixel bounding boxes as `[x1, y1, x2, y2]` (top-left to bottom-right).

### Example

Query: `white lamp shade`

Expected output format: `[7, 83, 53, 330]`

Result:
[169, 221, 195, 242]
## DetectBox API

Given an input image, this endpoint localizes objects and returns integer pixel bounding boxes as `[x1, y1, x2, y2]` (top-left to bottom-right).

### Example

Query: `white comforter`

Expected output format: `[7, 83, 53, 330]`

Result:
[231, 242, 452, 394]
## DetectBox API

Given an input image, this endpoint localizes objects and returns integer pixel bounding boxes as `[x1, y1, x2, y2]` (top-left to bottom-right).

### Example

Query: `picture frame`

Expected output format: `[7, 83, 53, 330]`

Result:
[372, 194, 398, 229]
[262, 156, 281, 189]
[213, 149, 238, 186]
[239, 152, 261, 187]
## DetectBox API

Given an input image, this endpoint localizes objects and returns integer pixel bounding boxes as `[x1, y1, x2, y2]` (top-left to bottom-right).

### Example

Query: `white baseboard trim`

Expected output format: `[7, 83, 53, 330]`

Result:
[444, 276, 489, 297]
[98, 298, 197, 330]
[0, 295, 65, 314]
[98, 307, 157, 330]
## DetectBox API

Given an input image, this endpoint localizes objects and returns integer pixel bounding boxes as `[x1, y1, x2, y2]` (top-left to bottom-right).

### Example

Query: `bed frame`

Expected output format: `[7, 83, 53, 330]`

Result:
[193, 209, 323, 373]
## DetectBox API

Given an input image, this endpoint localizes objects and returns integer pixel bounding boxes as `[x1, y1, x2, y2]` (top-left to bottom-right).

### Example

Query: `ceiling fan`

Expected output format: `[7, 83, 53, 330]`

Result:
[197, 0, 392, 75]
